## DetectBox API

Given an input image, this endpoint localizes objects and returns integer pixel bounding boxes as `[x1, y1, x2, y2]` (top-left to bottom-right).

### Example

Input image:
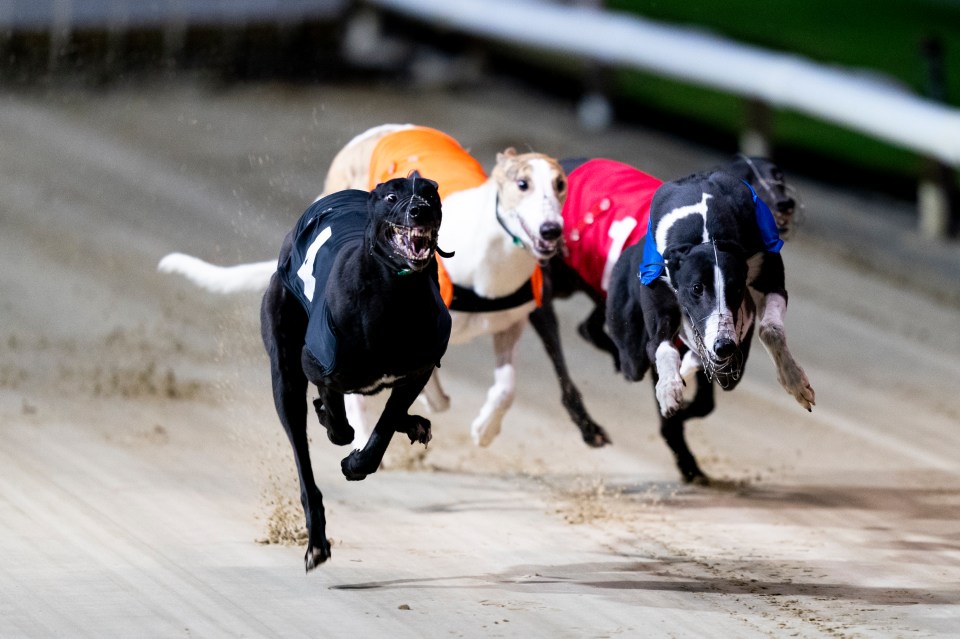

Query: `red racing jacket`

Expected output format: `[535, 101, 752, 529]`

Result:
[561, 158, 663, 296]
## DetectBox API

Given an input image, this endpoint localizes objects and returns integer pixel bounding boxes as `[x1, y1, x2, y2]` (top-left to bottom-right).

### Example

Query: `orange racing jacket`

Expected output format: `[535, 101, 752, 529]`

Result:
[367, 126, 542, 310]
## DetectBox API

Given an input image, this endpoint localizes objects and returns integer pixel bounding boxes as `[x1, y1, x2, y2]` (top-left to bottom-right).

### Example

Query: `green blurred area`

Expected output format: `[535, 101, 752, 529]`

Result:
[607, 0, 960, 182]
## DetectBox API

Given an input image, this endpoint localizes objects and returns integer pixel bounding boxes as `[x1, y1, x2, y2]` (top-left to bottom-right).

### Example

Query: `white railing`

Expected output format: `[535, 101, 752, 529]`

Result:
[366, 0, 960, 236]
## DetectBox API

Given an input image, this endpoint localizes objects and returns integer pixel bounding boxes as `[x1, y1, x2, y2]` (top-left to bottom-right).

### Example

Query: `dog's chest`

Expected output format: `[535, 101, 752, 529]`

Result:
[328, 280, 451, 391]
[278, 193, 450, 385]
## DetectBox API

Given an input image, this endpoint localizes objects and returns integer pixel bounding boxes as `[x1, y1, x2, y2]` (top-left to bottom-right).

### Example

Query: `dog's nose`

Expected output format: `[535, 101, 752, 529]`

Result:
[714, 337, 737, 360]
[539, 221, 562, 242]
[777, 198, 795, 212]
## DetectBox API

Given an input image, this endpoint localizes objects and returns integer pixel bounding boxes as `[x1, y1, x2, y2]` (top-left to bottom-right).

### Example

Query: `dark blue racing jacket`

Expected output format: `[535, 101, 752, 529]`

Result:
[277, 189, 450, 380]
[278, 190, 370, 377]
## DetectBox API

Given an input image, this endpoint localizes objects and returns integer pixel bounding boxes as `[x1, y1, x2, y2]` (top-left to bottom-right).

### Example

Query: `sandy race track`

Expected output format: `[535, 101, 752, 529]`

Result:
[2, 78, 960, 638]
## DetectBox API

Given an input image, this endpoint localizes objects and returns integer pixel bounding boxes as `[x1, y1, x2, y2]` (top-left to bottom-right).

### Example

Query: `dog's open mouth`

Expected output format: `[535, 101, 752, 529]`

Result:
[518, 218, 561, 259]
[387, 222, 437, 269]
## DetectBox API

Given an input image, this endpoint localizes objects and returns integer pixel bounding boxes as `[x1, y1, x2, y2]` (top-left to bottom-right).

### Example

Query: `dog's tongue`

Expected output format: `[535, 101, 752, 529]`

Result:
[409, 232, 431, 257]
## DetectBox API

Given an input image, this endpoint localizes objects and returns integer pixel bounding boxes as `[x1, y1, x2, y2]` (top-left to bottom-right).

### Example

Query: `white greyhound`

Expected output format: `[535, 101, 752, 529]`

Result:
[160, 124, 567, 448]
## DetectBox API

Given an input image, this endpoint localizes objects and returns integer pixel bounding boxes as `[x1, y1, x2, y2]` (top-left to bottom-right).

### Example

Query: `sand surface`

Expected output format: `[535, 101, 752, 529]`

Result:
[2, 79, 959, 638]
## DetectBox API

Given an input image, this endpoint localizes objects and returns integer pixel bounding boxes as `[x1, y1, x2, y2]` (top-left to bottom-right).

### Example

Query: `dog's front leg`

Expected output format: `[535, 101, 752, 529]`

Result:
[639, 282, 684, 417]
[471, 321, 525, 447]
[653, 340, 684, 417]
[340, 421, 395, 482]
[758, 292, 815, 410]
[340, 371, 433, 480]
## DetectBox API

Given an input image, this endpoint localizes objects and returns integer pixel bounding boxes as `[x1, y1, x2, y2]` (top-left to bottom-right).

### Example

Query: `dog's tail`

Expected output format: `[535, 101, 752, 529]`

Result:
[157, 253, 276, 294]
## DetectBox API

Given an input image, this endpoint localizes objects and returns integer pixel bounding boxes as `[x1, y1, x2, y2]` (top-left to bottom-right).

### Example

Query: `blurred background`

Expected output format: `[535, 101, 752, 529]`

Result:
[3, 0, 959, 239]
[4, 4, 960, 634]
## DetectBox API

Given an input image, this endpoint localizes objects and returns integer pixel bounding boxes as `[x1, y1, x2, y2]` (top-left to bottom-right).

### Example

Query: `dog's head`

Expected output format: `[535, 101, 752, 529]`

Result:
[491, 148, 567, 259]
[664, 240, 752, 385]
[367, 171, 443, 273]
[643, 172, 764, 385]
[725, 154, 802, 239]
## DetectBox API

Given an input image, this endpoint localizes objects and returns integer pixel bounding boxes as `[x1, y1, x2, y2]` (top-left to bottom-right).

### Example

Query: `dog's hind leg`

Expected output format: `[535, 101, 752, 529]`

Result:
[420, 369, 450, 413]
[577, 303, 621, 370]
[343, 394, 372, 448]
[529, 300, 611, 447]
[758, 292, 815, 410]
[471, 321, 525, 447]
[261, 276, 331, 571]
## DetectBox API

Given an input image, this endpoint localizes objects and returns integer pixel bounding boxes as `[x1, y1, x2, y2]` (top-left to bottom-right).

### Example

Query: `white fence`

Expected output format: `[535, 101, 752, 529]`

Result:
[367, 0, 960, 237]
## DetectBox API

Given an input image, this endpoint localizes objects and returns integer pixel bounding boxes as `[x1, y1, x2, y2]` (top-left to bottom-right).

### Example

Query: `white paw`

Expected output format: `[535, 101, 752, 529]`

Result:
[656, 375, 685, 417]
[471, 413, 503, 448]
[779, 361, 815, 411]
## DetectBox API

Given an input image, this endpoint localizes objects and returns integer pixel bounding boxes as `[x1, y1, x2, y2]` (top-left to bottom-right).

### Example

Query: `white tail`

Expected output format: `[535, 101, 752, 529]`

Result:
[157, 253, 276, 294]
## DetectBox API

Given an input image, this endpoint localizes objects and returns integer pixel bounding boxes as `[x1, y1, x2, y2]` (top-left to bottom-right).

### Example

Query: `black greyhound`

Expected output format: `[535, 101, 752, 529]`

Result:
[528, 156, 809, 481]
[261, 172, 451, 570]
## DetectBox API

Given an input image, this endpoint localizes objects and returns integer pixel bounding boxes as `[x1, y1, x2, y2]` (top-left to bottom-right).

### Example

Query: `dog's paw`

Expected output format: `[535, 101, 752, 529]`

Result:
[581, 422, 612, 448]
[778, 361, 816, 411]
[304, 538, 332, 572]
[471, 413, 503, 448]
[399, 415, 432, 446]
[341, 451, 371, 481]
[656, 375, 685, 418]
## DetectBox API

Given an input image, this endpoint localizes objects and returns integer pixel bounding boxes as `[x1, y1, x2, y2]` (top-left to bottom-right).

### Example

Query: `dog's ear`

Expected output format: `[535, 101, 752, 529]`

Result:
[663, 242, 694, 270]
[714, 239, 746, 258]
[405, 169, 440, 192]
[497, 147, 518, 163]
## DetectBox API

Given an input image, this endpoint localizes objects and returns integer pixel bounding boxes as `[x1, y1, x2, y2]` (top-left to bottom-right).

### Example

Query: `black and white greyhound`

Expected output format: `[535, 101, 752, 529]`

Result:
[529, 155, 811, 481]
[605, 168, 814, 482]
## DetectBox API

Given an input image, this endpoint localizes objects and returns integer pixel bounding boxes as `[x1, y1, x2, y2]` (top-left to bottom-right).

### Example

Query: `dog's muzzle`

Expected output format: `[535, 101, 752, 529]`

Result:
[518, 218, 562, 259]
[690, 325, 744, 389]
[387, 222, 437, 270]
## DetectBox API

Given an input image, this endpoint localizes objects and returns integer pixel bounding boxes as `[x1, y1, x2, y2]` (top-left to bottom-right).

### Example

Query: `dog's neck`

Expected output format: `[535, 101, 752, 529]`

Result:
[494, 193, 527, 249]
[437, 179, 540, 299]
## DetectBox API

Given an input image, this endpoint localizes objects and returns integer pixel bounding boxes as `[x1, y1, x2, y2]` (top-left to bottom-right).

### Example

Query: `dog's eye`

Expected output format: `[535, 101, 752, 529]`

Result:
[692, 283, 704, 297]
[555, 177, 566, 193]
[517, 179, 529, 192]
[385, 193, 398, 203]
